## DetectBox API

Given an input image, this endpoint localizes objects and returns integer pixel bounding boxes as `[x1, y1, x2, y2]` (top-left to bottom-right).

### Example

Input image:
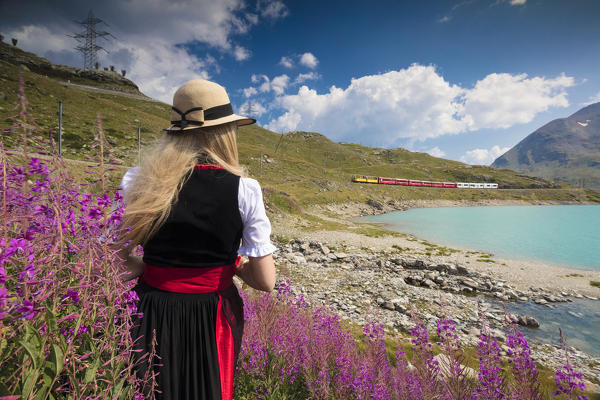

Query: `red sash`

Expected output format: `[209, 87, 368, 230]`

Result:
[140, 256, 241, 294]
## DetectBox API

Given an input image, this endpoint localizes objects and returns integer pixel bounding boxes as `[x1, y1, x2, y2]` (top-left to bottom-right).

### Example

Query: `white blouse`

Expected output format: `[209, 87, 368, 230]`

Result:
[119, 167, 277, 257]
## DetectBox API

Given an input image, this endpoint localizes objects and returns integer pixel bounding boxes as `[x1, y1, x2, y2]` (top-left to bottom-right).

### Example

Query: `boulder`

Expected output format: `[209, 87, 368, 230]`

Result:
[461, 278, 481, 291]
[366, 198, 384, 210]
[403, 259, 426, 270]
[456, 265, 469, 275]
[517, 315, 540, 328]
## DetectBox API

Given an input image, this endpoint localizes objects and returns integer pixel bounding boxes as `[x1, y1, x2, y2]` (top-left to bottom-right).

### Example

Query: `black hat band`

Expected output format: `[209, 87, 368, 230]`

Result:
[171, 103, 234, 128]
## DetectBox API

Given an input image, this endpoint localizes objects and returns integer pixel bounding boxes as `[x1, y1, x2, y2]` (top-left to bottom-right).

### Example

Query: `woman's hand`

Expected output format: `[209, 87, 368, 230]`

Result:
[122, 255, 145, 281]
[235, 254, 276, 292]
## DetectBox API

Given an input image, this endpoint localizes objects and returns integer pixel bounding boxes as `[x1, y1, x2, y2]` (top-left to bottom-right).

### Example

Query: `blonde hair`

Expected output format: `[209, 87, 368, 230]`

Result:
[120, 122, 243, 249]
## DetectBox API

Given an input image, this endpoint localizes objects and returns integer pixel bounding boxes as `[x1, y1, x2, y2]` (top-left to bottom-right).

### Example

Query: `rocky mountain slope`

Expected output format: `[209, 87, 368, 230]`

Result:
[0, 40, 140, 93]
[492, 102, 600, 190]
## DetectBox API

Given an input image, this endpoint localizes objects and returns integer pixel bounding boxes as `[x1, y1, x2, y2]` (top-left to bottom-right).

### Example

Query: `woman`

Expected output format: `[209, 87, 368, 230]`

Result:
[117, 79, 277, 399]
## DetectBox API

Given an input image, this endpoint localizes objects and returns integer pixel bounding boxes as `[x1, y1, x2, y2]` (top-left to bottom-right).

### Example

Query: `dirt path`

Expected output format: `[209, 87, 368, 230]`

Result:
[60, 81, 160, 102]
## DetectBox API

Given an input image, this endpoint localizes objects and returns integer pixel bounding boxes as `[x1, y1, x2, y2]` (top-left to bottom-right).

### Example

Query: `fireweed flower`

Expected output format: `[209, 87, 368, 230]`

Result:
[63, 288, 80, 303]
[31, 179, 49, 193]
[17, 264, 35, 281]
[126, 290, 139, 316]
[97, 193, 112, 208]
[11, 167, 26, 183]
[0, 285, 8, 320]
[476, 333, 506, 400]
[506, 327, 542, 399]
[27, 158, 49, 175]
[553, 363, 589, 400]
[16, 300, 35, 320]
[77, 324, 89, 336]
[88, 206, 103, 220]
[0, 81, 150, 397]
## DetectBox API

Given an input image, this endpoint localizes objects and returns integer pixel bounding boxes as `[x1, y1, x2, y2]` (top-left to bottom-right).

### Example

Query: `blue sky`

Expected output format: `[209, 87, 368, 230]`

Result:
[1, 0, 599, 164]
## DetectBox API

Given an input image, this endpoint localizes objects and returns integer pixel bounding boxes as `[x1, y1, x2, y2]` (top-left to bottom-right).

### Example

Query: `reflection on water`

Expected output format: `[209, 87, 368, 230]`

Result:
[499, 298, 599, 357]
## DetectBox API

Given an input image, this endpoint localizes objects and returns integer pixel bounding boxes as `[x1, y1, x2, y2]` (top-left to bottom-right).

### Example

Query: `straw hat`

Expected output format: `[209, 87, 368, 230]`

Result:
[164, 79, 255, 131]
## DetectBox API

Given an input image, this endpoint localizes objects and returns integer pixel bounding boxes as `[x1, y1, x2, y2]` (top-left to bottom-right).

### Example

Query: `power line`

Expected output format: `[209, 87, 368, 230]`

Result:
[70, 9, 115, 70]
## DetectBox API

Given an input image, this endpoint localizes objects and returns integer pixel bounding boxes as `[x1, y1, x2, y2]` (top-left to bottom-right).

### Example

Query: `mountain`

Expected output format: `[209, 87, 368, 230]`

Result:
[492, 102, 600, 190]
[2, 41, 599, 208]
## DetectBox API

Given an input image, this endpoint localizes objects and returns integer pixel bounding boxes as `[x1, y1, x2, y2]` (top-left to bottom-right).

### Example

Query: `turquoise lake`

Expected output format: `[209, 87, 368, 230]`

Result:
[361, 205, 600, 270]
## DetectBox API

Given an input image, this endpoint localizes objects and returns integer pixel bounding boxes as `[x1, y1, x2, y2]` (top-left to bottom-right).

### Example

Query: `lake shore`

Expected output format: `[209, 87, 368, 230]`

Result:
[272, 199, 600, 299]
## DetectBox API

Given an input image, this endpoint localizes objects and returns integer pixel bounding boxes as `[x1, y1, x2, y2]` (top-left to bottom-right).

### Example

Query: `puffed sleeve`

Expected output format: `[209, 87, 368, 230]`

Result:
[238, 177, 277, 257]
[119, 167, 139, 194]
[102, 167, 139, 243]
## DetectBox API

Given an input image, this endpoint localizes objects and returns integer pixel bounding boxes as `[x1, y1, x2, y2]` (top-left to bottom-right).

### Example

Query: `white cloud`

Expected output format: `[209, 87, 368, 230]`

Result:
[583, 91, 600, 106]
[426, 147, 446, 158]
[1, 0, 287, 102]
[438, 15, 452, 23]
[509, 0, 526, 5]
[233, 45, 251, 61]
[245, 13, 259, 25]
[460, 145, 510, 165]
[258, 0, 289, 19]
[243, 87, 258, 98]
[251, 74, 289, 95]
[255, 75, 271, 92]
[270, 74, 290, 95]
[462, 73, 573, 130]
[294, 72, 320, 84]
[240, 100, 267, 116]
[266, 64, 574, 146]
[112, 41, 211, 103]
[279, 56, 293, 68]
[299, 52, 319, 69]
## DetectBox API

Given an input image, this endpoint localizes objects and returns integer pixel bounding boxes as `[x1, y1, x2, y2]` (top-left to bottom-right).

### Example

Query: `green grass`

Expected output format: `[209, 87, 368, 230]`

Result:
[351, 226, 402, 238]
[565, 273, 585, 278]
[590, 281, 600, 289]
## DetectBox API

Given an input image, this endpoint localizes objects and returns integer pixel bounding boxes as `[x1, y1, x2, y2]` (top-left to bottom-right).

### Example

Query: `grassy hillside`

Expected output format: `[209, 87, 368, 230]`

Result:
[2, 53, 599, 212]
[237, 127, 600, 207]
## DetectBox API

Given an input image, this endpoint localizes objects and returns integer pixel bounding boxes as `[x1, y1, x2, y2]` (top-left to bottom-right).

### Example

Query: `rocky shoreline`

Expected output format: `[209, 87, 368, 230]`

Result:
[267, 237, 600, 388]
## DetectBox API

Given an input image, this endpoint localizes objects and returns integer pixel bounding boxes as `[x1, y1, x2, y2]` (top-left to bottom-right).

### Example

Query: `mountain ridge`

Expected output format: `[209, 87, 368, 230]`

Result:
[492, 102, 600, 189]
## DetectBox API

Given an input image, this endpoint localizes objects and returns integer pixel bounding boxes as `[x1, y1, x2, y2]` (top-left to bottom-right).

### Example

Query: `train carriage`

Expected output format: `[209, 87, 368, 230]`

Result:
[378, 177, 396, 185]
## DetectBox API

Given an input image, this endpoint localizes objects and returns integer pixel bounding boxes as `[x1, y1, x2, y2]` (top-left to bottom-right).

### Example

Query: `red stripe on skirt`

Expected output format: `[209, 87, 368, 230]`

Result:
[140, 256, 241, 400]
[216, 293, 235, 400]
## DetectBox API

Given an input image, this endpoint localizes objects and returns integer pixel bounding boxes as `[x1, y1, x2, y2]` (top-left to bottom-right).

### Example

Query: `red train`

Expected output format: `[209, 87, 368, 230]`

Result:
[351, 175, 498, 189]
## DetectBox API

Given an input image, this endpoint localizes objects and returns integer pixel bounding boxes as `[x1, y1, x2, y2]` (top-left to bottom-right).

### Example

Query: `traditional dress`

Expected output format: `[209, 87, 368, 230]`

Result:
[120, 164, 276, 399]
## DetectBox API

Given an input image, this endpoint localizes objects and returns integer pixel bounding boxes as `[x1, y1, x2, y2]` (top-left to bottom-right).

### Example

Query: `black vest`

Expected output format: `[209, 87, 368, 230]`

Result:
[142, 169, 243, 268]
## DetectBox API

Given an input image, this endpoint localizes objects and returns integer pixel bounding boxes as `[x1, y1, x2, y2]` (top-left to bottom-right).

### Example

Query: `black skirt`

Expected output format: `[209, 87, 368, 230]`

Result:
[131, 282, 244, 399]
